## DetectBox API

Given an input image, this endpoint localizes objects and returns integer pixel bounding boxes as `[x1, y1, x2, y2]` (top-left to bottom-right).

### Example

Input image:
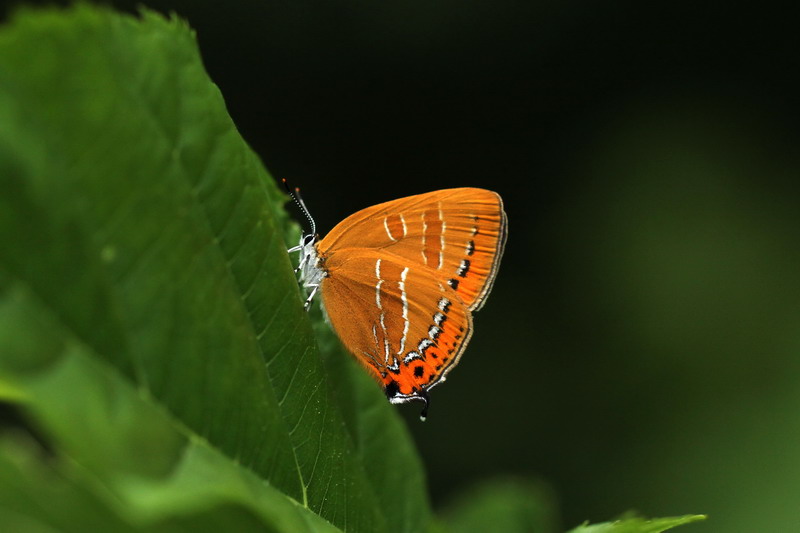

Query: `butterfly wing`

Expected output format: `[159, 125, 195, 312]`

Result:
[319, 249, 473, 399]
[318, 188, 507, 311]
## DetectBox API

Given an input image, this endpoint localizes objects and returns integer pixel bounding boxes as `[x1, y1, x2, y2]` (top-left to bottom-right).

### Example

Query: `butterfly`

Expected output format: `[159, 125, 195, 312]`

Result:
[287, 182, 507, 420]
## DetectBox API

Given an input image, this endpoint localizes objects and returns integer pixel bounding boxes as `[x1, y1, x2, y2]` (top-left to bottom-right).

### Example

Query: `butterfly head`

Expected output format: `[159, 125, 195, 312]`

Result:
[296, 232, 317, 259]
[284, 179, 326, 307]
[289, 229, 325, 308]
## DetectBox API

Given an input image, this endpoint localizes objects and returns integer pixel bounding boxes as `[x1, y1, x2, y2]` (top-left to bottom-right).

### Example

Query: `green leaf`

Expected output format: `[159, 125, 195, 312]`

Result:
[0, 339, 339, 533]
[438, 478, 559, 533]
[0, 5, 430, 532]
[567, 515, 707, 533]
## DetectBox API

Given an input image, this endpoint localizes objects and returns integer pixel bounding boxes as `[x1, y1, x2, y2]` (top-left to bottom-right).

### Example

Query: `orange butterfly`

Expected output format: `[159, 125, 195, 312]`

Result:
[287, 184, 507, 420]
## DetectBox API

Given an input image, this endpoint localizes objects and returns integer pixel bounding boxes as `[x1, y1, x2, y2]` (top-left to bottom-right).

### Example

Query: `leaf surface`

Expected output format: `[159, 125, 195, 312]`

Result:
[567, 515, 707, 533]
[0, 6, 430, 532]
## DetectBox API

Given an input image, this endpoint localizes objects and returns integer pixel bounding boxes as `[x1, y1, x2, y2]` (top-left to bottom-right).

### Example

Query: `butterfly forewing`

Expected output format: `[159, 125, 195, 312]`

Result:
[318, 188, 507, 311]
[320, 249, 473, 397]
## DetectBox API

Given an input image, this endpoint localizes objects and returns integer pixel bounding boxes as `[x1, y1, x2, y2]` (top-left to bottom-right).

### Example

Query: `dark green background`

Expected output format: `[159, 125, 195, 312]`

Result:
[4, 1, 797, 531]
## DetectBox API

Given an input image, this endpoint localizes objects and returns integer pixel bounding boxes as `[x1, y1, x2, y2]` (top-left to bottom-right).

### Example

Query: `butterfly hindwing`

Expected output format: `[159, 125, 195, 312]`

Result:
[320, 249, 473, 397]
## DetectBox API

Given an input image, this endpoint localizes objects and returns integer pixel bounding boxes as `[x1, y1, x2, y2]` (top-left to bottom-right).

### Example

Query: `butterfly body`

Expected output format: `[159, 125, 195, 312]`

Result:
[291, 188, 507, 418]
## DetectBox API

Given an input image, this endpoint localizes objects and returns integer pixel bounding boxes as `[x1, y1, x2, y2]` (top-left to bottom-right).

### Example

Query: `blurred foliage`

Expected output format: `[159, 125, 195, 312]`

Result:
[439, 478, 559, 533]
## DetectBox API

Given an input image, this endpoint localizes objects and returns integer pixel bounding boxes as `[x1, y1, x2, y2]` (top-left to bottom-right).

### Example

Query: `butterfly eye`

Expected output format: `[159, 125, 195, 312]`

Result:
[302, 234, 316, 246]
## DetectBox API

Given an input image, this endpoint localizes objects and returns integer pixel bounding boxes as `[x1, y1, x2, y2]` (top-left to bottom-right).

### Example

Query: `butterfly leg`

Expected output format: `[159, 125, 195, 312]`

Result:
[287, 245, 306, 275]
[293, 252, 310, 275]
[303, 284, 320, 310]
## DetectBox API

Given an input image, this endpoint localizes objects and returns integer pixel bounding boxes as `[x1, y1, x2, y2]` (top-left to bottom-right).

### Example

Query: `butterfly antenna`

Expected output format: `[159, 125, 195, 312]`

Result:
[282, 178, 317, 236]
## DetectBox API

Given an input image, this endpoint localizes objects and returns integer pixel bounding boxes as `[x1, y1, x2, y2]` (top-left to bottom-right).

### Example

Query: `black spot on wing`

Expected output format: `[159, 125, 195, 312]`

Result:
[466, 240, 475, 256]
[458, 259, 471, 277]
[385, 380, 400, 399]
